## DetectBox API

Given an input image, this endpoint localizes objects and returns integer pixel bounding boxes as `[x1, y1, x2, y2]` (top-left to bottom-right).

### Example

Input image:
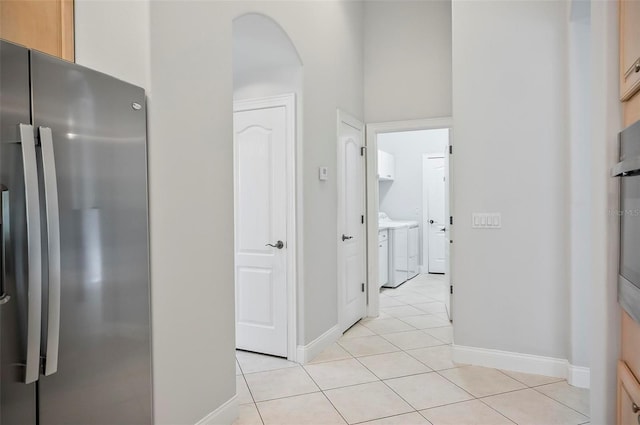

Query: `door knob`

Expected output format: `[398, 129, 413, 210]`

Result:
[266, 240, 284, 249]
[429, 220, 434, 224]
[342, 234, 353, 241]
[440, 227, 446, 232]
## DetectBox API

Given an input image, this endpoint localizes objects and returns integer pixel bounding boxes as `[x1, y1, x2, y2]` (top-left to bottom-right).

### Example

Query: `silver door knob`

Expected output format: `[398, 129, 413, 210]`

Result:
[266, 240, 284, 249]
[429, 220, 434, 224]
[342, 234, 353, 241]
[440, 227, 446, 232]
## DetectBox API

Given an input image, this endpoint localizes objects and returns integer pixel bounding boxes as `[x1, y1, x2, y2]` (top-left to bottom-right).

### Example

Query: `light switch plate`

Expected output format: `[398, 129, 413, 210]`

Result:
[319, 166, 328, 181]
[472, 213, 501, 229]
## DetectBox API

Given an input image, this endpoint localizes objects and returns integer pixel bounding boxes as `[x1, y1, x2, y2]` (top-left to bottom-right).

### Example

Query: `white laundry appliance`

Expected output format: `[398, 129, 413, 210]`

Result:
[378, 212, 419, 288]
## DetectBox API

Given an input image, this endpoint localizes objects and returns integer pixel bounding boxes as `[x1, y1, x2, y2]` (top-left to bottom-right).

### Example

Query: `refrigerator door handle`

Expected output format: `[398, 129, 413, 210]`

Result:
[0, 185, 9, 305]
[39, 127, 61, 376]
[18, 124, 43, 384]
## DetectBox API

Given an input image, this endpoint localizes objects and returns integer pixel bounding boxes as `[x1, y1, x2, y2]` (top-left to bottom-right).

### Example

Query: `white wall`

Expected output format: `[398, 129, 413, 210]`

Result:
[568, 5, 591, 370]
[589, 0, 622, 422]
[452, 0, 570, 360]
[364, 0, 451, 123]
[378, 129, 448, 267]
[74, 0, 150, 89]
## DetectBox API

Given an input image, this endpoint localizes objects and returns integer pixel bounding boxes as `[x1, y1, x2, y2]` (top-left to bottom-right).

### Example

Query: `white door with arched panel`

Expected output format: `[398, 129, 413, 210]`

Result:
[337, 111, 366, 332]
[234, 97, 293, 357]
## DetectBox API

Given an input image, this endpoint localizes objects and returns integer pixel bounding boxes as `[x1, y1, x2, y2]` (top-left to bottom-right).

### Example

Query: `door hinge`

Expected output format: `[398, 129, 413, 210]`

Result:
[360, 146, 366, 156]
[450, 216, 453, 225]
[361, 215, 364, 224]
[449, 145, 453, 155]
[361, 283, 365, 292]
[450, 285, 453, 295]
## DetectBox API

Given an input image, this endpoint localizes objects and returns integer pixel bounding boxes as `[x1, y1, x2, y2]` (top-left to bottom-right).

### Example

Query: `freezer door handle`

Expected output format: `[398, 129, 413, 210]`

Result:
[39, 127, 61, 376]
[0, 186, 9, 305]
[19, 124, 43, 384]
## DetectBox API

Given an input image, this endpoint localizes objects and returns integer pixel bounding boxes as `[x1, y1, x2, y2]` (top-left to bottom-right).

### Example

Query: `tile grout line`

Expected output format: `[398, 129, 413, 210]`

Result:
[238, 365, 266, 425]
[298, 363, 351, 425]
[531, 386, 591, 419]
[351, 353, 423, 417]
[475, 397, 518, 424]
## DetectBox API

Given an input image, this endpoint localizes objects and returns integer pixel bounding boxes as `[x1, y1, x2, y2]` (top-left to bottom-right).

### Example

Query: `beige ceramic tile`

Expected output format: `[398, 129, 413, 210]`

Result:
[382, 330, 446, 350]
[362, 318, 416, 335]
[413, 302, 447, 314]
[308, 343, 353, 364]
[423, 327, 453, 344]
[338, 335, 400, 357]
[482, 389, 589, 425]
[499, 370, 564, 387]
[393, 295, 436, 305]
[400, 315, 450, 330]
[233, 403, 263, 425]
[420, 400, 514, 425]
[304, 358, 378, 389]
[357, 351, 431, 380]
[382, 305, 426, 318]
[324, 381, 414, 424]
[438, 366, 526, 397]
[535, 382, 590, 416]
[236, 361, 243, 375]
[406, 345, 460, 370]
[359, 412, 432, 425]
[237, 376, 254, 405]
[236, 350, 298, 374]
[342, 323, 376, 339]
[380, 296, 407, 308]
[385, 372, 473, 410]
[244, 366, 319, 402]
[257, 392, 345, 425]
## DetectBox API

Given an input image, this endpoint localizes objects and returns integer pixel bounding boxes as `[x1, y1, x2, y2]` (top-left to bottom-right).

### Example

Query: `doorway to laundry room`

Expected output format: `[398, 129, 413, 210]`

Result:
[367, 120, 453, 340]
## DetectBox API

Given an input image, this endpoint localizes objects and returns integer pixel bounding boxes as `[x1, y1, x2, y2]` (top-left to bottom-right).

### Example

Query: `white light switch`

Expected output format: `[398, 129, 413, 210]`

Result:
[472, 213, 501, 229]
[319, 166, 328, 181]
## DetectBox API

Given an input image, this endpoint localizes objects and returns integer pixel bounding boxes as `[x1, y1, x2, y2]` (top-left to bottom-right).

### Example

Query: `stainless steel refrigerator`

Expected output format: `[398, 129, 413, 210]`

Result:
[0, 40, 152, 424]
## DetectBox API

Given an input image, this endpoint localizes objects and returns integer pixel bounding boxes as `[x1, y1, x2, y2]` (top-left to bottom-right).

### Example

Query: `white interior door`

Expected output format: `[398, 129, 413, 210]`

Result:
[338, 111, 366, 332]
[425, 156, 446, 274]
[234, 104, 288, 357]
[443, 142, 452, 320]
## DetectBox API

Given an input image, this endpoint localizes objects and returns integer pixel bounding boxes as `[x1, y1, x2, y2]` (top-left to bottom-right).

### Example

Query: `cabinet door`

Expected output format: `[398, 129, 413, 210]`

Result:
[618, 361, 640, 425]
[0, 0, 74, 62]
[620, 0, 640, 100]
[378, 151, 394, 181]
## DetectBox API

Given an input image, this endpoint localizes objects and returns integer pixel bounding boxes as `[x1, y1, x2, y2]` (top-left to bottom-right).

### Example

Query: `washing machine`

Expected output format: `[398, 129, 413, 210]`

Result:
[379, 213, 419, 288]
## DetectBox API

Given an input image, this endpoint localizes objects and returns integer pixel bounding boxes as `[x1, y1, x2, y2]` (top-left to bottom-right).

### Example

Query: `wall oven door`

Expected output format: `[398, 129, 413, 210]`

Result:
[614, 120, 640, 323]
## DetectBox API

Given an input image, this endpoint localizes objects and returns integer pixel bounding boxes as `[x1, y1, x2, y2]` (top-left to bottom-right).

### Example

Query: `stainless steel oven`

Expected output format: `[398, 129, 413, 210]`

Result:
[613, 120, 640, 323]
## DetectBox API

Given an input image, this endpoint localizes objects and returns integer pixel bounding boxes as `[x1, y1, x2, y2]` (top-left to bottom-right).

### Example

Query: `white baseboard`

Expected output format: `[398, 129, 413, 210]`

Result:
[195, 395, 238, 425]
[452, 345, 590, 388]
[296, 324, 341, 364]
[567, 364, 590, 389]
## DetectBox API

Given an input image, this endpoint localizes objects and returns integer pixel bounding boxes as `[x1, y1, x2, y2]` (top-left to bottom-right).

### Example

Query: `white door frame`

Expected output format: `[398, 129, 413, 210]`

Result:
[337, 109, 366, 331]
[233, 93, 298, 361]
[365, 117, 453, 317]
[423, 154, 445, 273]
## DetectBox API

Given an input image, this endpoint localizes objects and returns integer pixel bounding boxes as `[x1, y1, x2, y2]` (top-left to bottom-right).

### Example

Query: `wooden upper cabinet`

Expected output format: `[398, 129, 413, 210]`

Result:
[0, 0, 74, 62]
[621, 0, 640, 101]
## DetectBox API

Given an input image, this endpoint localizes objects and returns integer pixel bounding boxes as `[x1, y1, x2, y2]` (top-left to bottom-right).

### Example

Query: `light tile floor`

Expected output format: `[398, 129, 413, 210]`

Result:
[234, 274, 590, 425]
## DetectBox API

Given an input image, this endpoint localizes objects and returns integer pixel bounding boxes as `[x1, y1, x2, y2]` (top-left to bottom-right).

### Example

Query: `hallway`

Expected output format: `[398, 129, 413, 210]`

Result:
[234, 275, 590, 425]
